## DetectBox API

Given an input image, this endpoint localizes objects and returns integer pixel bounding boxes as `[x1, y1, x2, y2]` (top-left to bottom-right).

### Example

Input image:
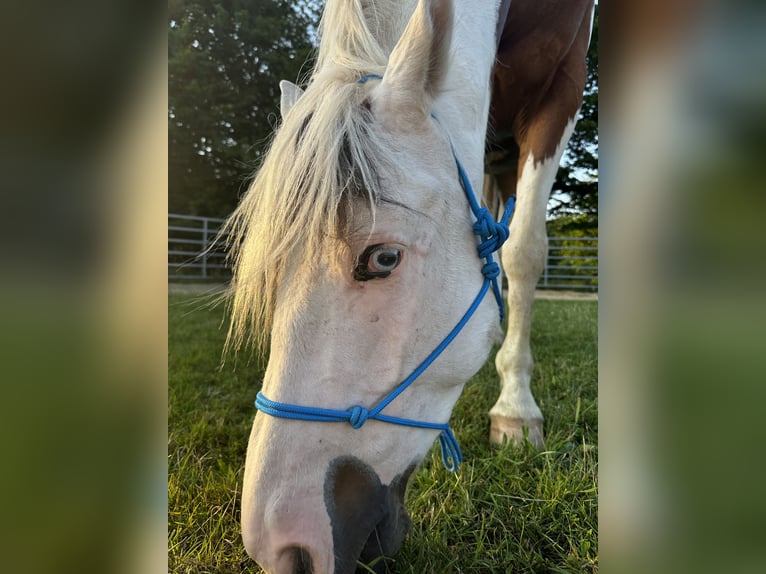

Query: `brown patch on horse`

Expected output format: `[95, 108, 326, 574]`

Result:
[487, 0, 593, 191]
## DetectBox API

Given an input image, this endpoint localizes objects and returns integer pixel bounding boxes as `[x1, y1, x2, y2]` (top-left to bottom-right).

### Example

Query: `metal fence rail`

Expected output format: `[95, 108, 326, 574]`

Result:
[168, 213, 230, 280]
[540, 236, 598, 291]
[168, 214, 598, 290]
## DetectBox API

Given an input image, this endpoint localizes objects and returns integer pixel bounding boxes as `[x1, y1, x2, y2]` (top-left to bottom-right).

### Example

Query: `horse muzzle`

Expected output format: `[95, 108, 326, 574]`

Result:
[243, 454, 414, 574]
[324, 456, 415, 574]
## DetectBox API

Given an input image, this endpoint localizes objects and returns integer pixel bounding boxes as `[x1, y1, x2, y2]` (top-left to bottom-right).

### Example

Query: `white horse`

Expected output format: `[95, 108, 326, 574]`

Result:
[223, 0, 592, 572]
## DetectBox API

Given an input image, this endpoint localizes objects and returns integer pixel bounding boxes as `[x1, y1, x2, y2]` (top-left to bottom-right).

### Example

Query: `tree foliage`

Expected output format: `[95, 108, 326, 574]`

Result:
[169, 0, 318, 217]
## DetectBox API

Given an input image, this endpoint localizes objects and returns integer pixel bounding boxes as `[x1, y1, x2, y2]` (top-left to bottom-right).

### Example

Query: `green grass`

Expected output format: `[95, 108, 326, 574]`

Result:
[169, 293, 597, 573]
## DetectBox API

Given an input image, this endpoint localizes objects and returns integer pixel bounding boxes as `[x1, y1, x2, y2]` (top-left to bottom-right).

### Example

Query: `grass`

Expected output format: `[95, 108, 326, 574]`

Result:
[169, 293, 597, 573]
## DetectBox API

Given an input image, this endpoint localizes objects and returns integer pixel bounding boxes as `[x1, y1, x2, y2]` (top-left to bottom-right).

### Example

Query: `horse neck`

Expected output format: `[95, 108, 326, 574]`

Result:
[433, 0, 500, 176]
[363, 0, 418, 55]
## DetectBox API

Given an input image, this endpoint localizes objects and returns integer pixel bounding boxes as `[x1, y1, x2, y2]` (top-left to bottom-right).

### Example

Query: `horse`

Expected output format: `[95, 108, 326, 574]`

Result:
[222, 0, 593, 572]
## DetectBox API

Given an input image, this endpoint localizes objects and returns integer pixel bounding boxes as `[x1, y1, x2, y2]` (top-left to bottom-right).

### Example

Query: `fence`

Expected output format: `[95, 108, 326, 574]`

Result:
[540, 236, 598, 291]
[168, 213, 229, 280]
[168, 214, 598, 291]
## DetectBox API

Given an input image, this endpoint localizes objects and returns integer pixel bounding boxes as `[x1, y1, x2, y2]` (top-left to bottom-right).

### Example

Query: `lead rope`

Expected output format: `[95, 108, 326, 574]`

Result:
[253, 74, 514, 472]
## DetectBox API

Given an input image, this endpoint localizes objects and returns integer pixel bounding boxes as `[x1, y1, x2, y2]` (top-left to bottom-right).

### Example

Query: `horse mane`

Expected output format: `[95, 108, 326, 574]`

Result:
[222, 0, 398, 355]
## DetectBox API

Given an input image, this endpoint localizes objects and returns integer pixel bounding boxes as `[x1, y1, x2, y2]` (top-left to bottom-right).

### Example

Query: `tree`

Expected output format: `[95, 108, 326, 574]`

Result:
[548, 6, 598, 229]
[169, 0, 319, 217]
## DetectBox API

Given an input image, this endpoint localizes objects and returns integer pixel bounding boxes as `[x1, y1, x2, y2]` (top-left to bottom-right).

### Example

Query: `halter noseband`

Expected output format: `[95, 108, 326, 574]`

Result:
[254, 74, 514, 472]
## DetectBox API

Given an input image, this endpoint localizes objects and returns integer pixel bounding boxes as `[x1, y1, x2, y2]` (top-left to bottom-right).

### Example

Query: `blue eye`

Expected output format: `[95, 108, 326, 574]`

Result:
[354, 244, 403, 281]
[369, 247, 401, 272]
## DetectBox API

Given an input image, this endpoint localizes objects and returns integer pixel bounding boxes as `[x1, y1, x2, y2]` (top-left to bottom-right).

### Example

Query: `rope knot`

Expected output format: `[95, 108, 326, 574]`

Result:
[482, 261, 500, 279]
[473, 208, 509, 257]
[472, 208, 494, 237]
[347, 405, 369, 429]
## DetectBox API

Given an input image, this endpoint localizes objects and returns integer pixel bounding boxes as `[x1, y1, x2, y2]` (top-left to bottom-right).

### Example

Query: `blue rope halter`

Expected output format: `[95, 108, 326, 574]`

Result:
[254, 74, 514, 472]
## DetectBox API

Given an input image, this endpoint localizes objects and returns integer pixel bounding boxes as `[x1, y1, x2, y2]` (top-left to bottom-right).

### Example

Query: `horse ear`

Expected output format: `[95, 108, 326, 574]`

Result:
[279, 80, 304, 118]
[376, 0, 452, 124]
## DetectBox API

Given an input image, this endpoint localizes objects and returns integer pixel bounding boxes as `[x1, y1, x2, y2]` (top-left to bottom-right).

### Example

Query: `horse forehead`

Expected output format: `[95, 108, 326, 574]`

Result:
[385, 137, 456, 200]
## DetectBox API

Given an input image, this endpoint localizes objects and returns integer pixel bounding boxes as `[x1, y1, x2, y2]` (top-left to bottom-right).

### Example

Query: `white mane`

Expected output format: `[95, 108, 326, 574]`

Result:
[222, 0, 402, 354]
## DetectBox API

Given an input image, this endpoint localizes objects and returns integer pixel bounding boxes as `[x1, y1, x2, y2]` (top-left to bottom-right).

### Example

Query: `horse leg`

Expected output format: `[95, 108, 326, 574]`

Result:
[490, 88, 581, 447]
[489, 162, 548, 448]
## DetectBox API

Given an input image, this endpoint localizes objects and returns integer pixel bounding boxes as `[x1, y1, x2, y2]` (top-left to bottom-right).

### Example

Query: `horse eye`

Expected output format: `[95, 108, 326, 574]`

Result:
[353, 244, 403, 281]
[370, 248, 401, 272]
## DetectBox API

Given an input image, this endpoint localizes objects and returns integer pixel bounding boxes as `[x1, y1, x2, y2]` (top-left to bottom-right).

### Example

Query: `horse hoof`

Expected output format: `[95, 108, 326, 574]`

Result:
[489, 415, 544, 449]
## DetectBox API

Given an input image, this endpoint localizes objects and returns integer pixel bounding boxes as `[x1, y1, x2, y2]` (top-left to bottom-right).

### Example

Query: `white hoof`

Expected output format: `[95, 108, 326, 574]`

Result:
[489, 415, 544, 449]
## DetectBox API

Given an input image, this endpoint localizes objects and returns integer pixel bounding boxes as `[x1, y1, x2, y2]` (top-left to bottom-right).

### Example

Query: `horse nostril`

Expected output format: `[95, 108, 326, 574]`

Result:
[286, 545, 314, 574]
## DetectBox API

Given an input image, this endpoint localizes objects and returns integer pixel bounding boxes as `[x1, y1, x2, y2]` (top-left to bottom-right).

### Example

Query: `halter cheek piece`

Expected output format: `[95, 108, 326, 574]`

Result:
[255, 74, 515, 472]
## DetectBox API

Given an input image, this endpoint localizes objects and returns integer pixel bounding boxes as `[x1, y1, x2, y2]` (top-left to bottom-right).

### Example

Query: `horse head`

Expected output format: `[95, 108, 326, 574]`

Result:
[226, 1, 504, 571]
